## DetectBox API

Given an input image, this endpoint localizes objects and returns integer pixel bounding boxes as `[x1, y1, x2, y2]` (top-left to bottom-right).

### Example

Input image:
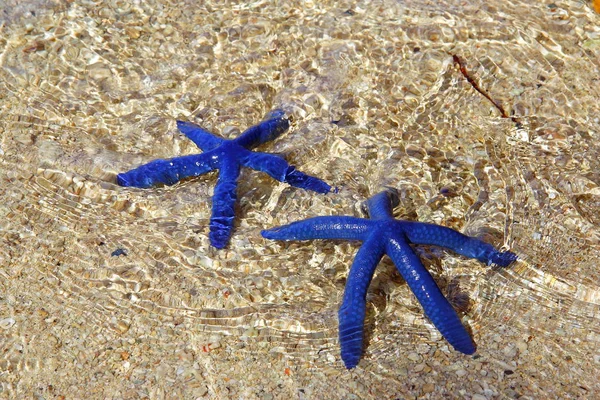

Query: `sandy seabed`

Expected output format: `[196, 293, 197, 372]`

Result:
[1, 0, 600, 398]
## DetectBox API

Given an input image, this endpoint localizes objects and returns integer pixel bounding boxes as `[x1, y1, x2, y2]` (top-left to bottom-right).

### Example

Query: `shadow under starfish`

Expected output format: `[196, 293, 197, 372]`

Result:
[117, 110, 333, 248]
[262, 188, 518, 369]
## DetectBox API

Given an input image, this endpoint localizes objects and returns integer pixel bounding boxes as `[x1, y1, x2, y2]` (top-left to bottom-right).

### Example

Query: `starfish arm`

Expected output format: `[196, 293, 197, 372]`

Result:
[365, 190, 397, 220]
[243, 152, 332, 194]
[209, 157, 241, 249]
[176, 121, 225, 151]
[233, 109, 290, 150]
[402, 222, 518, 267]
[261, 216, 374, 241]
[386, 232, 476, 354]
[117, 153, 216, 188]
[338, 234, 386, 369]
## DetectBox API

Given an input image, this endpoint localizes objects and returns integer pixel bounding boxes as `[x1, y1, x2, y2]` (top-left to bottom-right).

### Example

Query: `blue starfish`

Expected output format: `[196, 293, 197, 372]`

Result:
[117, 110, 332, 248]
[261, 188, 517, 369]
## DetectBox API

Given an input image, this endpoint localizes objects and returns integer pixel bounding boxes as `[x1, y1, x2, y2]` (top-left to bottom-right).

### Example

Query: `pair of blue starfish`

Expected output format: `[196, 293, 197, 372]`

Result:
[117, 110, 517, 369]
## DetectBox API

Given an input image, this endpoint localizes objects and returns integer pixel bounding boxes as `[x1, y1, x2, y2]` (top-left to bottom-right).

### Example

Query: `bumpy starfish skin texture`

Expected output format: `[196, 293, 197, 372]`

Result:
[262, 189, 518, 369]
[117, 110, 332, 248]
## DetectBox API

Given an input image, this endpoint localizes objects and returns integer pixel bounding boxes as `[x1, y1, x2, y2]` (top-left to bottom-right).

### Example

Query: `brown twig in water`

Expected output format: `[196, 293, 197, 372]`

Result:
[452, 54, 523, 129]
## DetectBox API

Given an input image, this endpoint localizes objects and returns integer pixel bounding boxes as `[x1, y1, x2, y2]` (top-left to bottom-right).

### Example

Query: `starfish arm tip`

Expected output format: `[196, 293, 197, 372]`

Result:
[338, 308, 368, 369]
[209, 223, 233, 249]
[235, 110, 290, 148]
[260, 229, 277, 239]
[260, 225, 301, 240]
[210, 239, 227, 249]
[489, 250, 518, 267]
[342, 356, 360, 370]
[432, 317, 477, 355]
[116, 168, 157, 188]
[115, 173, 128, 186]
[209, 180, 238, 249]
[176, 120, 198, 131]
[448, 334, 476, 354]
[339, 331, 363, 369]
[265, 109, 285, 119]
[284, 167, 333, 194]
[338, 311, 364, 369]
[471, 241, 519, 267]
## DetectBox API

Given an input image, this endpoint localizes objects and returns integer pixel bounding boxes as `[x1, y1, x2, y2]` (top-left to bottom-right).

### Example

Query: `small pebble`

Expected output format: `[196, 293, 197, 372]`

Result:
[0, 318, 16, 330]
[422, 383, 435, 393]
[195, 385, 209, 397]
[503, 344, 517, 358]
[413, 363, 426, 372]
[111, 248, 128, 257]
[516, 340, 528, 353]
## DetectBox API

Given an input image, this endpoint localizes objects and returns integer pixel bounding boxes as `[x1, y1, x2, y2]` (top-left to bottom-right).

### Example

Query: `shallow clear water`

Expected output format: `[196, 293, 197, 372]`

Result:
[1, 0, 600, 398]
